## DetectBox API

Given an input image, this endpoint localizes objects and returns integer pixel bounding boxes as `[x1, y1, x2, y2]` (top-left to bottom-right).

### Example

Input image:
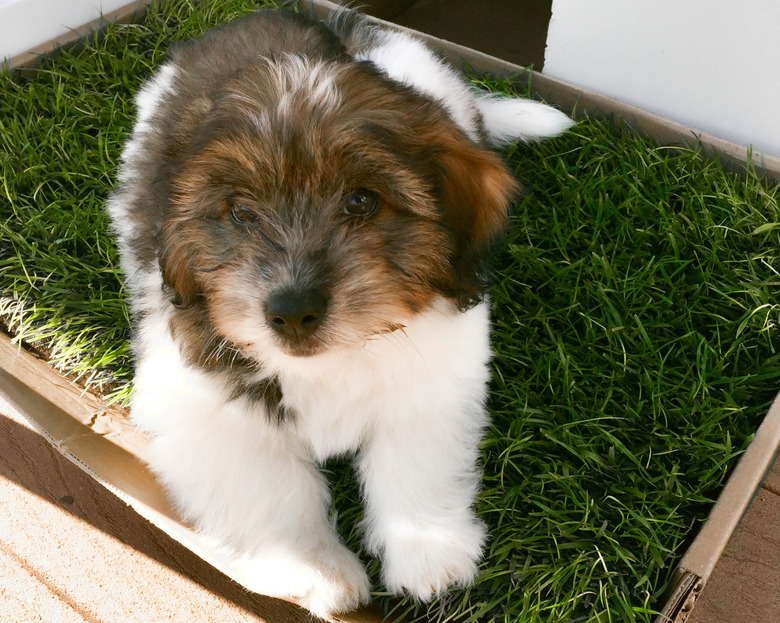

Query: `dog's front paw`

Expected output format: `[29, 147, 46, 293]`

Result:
[233, 542, 371, 619]
[381, 518, 486, 601]
[303, 545, 372, 620]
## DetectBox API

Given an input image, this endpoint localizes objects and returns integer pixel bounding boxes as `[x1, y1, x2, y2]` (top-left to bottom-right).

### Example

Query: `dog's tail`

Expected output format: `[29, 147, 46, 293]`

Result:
[475, 94, 574, 147]
[329, 7, 574, 147]
[327, 4, 380, 52]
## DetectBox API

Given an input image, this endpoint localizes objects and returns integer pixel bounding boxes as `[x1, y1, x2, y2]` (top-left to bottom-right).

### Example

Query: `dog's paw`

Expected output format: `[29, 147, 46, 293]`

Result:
[233, 542, 371, 619]
[303, 546, 372, 620]
[381, 518, 486, 601]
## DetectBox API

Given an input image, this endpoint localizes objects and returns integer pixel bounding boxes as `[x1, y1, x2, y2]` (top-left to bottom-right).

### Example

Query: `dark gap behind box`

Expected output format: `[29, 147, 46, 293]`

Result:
[347, 0, 553, 71]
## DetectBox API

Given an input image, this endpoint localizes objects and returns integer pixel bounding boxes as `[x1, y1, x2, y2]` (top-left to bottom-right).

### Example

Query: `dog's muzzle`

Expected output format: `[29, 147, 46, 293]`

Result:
[265, 287, 328, 342]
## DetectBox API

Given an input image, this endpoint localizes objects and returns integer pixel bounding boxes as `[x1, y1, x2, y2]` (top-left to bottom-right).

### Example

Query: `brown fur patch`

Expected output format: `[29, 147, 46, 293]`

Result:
[433, 134, 519, 307]
[122, 9, 521, 365]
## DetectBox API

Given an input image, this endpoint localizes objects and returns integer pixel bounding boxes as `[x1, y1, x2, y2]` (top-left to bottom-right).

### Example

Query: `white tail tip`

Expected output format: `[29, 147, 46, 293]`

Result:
[476, 95, 574, 146]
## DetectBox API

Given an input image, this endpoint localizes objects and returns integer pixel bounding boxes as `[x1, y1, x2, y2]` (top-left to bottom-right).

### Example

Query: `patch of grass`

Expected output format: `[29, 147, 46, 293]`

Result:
[0, 0, 285, 402]
[473, 121, 779, 622]
[2, 1, 780, 621]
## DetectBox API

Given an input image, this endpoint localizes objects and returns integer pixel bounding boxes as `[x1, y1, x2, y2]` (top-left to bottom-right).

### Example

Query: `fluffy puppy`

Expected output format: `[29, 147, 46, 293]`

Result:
[108, 8, 572, 618]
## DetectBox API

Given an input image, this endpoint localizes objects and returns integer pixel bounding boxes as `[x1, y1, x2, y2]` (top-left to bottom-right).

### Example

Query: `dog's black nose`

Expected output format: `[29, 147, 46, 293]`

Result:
[265, 288, 327, 341]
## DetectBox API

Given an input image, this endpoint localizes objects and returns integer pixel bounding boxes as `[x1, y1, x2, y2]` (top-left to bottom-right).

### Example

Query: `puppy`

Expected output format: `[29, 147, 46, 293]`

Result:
[108, 8, 572, 618]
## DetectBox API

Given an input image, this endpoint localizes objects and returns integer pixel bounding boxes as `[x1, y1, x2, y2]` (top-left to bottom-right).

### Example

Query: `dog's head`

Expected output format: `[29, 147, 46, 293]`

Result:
[159, 56, 517, 358]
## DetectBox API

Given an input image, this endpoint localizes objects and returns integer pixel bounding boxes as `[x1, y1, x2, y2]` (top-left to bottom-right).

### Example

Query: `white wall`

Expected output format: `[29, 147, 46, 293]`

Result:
[0, 0, 132, 62]
[544, 0, 780, 158]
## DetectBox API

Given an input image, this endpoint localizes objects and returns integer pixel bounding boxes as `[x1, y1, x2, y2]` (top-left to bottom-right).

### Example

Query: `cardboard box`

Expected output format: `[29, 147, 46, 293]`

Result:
[2, 2, 779, 622]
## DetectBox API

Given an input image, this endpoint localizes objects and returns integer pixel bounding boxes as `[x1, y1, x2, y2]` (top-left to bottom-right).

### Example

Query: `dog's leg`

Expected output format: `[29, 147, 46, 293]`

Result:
[357, 402, 487, 601]
[131, 338, 370, 618]
[143, 411, 371, 617]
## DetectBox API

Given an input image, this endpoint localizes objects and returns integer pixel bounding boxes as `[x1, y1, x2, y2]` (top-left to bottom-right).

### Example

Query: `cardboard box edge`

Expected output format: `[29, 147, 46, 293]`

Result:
[301, 0, 780, 181]
[3, 0, 156, 72]
[7, 0, 778, 178]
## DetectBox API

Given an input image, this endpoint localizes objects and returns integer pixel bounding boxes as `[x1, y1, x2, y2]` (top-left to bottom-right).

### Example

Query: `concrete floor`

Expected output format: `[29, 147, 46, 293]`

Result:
[687, 458, 780, 623]
[0, 394, 314, 623]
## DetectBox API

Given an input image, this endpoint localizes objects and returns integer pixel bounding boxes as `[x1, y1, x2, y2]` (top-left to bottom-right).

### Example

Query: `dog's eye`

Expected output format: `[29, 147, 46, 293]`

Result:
[230, 204, 260, 226]
[344, 190, 378, 216]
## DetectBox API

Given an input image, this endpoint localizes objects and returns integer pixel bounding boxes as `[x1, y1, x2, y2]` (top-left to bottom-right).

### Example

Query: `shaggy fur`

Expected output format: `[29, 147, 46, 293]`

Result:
[107, 8, 572, 618]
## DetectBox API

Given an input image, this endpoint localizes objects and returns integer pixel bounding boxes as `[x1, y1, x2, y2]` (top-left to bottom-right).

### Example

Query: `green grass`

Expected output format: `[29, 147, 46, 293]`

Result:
[2, 1, 780, 621]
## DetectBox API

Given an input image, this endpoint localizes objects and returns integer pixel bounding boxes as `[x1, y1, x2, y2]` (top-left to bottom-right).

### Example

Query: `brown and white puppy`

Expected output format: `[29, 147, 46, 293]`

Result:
[108, 8, 572, 618]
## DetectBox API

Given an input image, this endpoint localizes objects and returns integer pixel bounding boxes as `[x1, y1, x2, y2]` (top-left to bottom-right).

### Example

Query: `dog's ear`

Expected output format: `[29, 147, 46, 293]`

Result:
[440, 140, 518, 247]
[159, 217, 200, 308]
[437, 135, 519, 308]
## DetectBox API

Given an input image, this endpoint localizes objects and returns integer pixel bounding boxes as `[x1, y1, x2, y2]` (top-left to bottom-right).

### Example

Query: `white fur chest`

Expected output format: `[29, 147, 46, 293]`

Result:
[269, 299, 494, 461]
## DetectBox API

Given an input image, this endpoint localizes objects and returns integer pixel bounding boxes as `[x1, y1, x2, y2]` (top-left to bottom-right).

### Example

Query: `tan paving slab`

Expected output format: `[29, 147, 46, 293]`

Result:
[687, 487, 780, 623]
[0, 394, 312, 623]
[763, 451, 780, 495]
[0, 543, 88, 623]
